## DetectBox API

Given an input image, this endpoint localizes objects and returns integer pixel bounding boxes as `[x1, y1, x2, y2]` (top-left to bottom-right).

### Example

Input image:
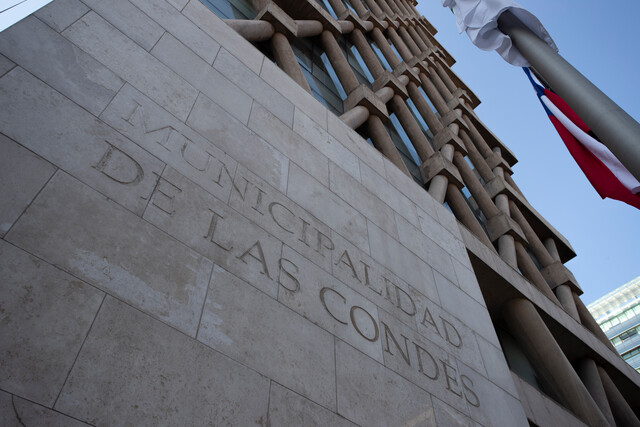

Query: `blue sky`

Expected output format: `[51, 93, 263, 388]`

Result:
[416, 0, 640, 304]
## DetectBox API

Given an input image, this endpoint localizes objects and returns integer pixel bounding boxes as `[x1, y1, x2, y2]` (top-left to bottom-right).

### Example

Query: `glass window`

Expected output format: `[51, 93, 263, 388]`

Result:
[389, 42, 403, 62]
[315, 0, 338, 19]
[370, 41, 393, 72]
[406, 98, 434, 142]
[291, 38, 345, 116]
[418, 86, 439, 115]
[199, 0, 255, 19]
[347, 44, 374, 84]
[385, 114, 422, 183]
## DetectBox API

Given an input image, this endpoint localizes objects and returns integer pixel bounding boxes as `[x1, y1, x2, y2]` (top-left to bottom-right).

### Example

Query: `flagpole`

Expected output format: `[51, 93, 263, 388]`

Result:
[498, 10, 640, 183]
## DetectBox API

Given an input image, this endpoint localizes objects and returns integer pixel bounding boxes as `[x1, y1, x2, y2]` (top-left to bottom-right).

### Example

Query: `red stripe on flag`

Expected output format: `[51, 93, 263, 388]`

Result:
[548, 115, 640, 209]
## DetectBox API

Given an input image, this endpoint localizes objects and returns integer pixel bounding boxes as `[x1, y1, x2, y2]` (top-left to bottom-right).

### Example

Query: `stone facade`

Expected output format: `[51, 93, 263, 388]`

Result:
[0, 0, 638, 426]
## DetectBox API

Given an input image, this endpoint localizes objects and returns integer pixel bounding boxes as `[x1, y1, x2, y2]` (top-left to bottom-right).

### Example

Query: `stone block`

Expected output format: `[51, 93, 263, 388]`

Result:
[359, 161, 421, 227]
[483, 175, 515, 200]
[34, 0, 89, 32]
[0, 68, 164, 215]
[432, 397, 476, 427]
[0, 53, 14, 76]
[294, 107, 361, 181]
[0, 16, 124, 116]
[335, 340, 437, 426]
[143, 167, 282, 298]
[63, 12, 198, 121]
[249, 103, 329, 186]
[6, 172, 213, 336]
[260, 59, 328, 129]
[0, 240, 104, 406]
[338, 9, 369, 33]
[187, 92, 289, 193]
[278, 246, 385, 363]
[214, 48, 294, 127]
[457, 364, 528, 427]
[129, 0, 220, 64]
[0, 391, 91, 427]
[80, 0, 164, 51]
[150, 33, 254, 124]
[475, 335, 519, 397]
[417, 210, 467, 263]
[367, 220, 437, 297]
[268, 382, 357, 427]
[451, 258, 485, 306]
[55, 297, 270, 426]
[182, 0, 264, 73]
[441, 110, 469, 131]
[432, 124, 467, 154]
[420, 151, 464, 189]
[330, 161, 399, 239]
[100, 83, 237, 203]
[343, 83, 389, 119]
[395, 214, 458, 284]
[198, 266, 336, 409]
[486, 212, 527, 244]
[485, 152, 513, 174]
[0, 134, 56, 236]
[229, 164, 332, 272]
[287, 163, 369, 253]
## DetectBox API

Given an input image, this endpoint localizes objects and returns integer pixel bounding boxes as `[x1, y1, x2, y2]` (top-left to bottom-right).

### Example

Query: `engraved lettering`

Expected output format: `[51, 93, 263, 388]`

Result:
[381, 321, 410, 365]
[350, 306, 379, 342]
[320, 287, 348, 325]
[252, 187, 267, 215]
[151, 176, 182, 216]
[414, 343, 439, 380]
[231, 175, 250, 201]
[93, 142, 144, 185]
[269, 202, 295, 234]
[204, 209, 233, 251]
[360, 260, 372, 286]
[278, 257, 301, 293]
[180, 140, 209, 172]
[122, 102, 173, 151]
[441, 318, 462, 348]
[236, 240, 271, 279]
[298, 218, 312, 247]
[382, 277, 416, 316]
[335, 250, 360, 281]
[461, 374, 480, 407]
[315, 230, 334, 256]
[441, 360, 463, 397]
[420, 305, 443, 338]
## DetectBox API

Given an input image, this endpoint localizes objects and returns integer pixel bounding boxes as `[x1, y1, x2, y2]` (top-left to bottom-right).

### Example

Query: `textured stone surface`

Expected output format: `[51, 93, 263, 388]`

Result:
[0, 134, 56, 236]
[35, 0, 89, 32]
[198, 266, 336, 409]
[55, 297, 270, 426]
[0, 67, 163, 216]
[0, 391, 91, 427]
[6, 172, 213, 336]
[0, 240, 104, 406]
[0, 16, 124, 116]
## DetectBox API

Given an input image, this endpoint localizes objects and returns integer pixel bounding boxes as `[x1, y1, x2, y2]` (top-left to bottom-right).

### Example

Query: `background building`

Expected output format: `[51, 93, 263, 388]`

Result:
[589, 276, 640, 374]
[0, 0, 638, 425]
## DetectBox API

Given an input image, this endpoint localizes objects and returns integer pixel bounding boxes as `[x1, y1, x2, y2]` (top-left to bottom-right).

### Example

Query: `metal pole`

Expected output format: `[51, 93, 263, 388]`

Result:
[498, 10, 640, 182]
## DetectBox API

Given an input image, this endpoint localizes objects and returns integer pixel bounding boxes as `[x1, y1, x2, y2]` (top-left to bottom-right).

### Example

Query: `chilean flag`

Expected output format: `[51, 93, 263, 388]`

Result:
[524, 68, 640, 209]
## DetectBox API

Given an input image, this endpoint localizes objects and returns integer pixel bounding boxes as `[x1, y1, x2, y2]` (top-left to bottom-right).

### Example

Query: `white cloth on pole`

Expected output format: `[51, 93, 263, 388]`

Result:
[441, 0, 557, 66]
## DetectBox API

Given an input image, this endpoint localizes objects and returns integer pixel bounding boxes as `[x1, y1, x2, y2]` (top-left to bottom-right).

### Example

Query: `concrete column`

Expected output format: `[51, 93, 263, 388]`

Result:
[367, 115, 411, 176]
[461, 115, 496, 159]
[428, 66, 454, 102]
[407, 25, 429, 51]
[296, 20, 324, 37]
[428, 141, 455, 203]
[435, 61, 458, 94]
[504, 173, 526, 197]
[362, 0, 384, 17]
[508, 201, 556, 267]
[376, 0, 395, 16]
[390, 0, 410, 17]
[271, 33, 311, 92]
[347, 0, 368, 16]
[389, 94, 433, 161]
[555, 284, 581, 322]
[503, 298, 610, 427]
[321, 30, 360, 94]
[573, 294, 618, 352]
[446, 184, 494, 246]
[419, 73, 449, 116]
[414, 24, 435, 49]
[576, 359, 616, 427]
[383, 0, 403, 16]
[386, 27, 413, 62]
[453, 152, 501, 219]
[543, 237, 562, 262]
[224, 19, 274, 41]
[326, 0, 347, 16]
[597, 366, 640, 427]
[407, 81, 443, 133]
[459, 130, 494, 182]
[397, 26, 421, 56]
[340, 105, 370, 129]
[371, 27, 402, 68]
[350, 28, 385, 79]
[514, 242, 560, 303]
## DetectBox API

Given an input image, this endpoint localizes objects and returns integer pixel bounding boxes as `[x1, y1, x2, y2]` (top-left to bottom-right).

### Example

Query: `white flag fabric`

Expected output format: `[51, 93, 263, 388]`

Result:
[441, 0, 557, 66]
